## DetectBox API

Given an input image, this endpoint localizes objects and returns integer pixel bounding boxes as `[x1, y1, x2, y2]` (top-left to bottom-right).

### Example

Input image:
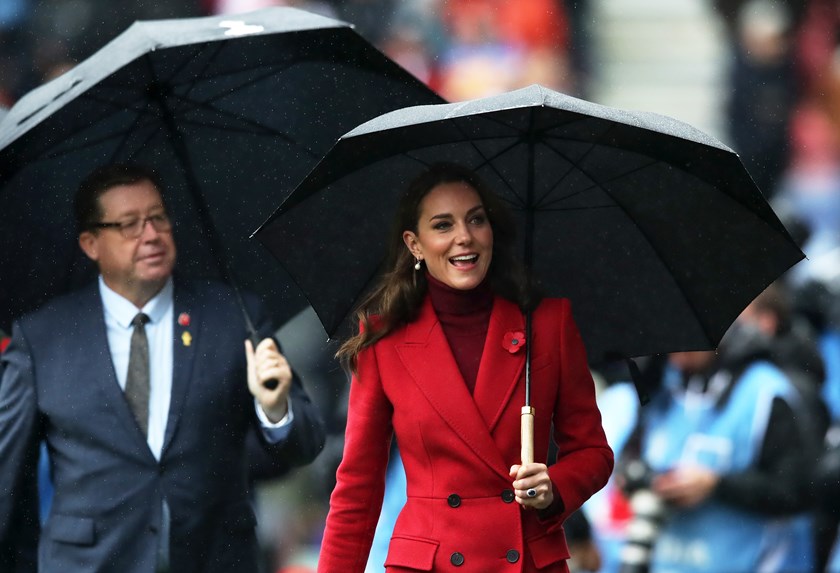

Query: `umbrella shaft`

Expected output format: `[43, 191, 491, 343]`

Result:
[155, 92, 260, 344]
[524, 310, 532, 406]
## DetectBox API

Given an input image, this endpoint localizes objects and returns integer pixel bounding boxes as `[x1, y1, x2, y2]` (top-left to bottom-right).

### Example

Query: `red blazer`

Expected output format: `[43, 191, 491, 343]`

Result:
[319, 296, 613, 573]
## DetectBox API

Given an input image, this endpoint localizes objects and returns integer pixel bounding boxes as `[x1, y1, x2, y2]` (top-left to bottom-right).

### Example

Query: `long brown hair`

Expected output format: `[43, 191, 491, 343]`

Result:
[336, 163, 539, 372]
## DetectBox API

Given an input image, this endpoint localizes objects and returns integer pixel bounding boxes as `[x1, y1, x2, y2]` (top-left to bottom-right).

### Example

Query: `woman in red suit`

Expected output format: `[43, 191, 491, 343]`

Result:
[319, 163, 613, 572]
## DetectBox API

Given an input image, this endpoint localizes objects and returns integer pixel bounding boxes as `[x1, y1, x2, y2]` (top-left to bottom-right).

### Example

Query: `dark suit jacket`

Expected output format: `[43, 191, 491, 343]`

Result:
[0, 278, 326, 573]
[318, 296, 613, 573]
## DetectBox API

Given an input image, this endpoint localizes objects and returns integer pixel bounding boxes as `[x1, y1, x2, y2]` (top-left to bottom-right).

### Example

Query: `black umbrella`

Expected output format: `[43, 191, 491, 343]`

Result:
[0, 6, 444, 336]
[254, 84, 804, 455]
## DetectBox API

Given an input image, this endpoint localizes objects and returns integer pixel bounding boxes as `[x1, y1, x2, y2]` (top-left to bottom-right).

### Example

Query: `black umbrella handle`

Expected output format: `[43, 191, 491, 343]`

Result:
[249, 330, 279, 391]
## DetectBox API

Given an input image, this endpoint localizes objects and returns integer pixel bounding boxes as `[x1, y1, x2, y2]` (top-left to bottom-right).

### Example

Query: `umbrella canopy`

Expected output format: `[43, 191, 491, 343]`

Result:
[254, 84, 804, 366]
[0, 7, 443, 333]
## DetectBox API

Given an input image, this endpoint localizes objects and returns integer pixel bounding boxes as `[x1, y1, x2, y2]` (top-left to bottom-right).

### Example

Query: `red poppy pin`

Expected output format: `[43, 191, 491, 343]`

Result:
[178, 312, 190, 327]
[0, 337, 10, 354]
[503, 330, 526, 354]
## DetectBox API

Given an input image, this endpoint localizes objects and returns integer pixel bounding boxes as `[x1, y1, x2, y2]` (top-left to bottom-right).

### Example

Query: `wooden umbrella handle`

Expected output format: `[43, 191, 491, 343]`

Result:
[521, 406, 535, 465]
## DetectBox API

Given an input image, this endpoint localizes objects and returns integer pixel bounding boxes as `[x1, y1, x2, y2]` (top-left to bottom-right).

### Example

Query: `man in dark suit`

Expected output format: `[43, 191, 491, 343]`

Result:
[0, 164, 326, 572]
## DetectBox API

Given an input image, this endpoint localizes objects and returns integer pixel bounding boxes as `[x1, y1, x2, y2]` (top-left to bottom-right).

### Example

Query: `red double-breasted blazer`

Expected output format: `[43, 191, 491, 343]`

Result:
[319, 295, 613, 572]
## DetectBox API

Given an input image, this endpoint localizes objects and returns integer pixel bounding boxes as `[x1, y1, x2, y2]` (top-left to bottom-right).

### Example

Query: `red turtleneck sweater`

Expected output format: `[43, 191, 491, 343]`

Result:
[426, 273, 494, 394]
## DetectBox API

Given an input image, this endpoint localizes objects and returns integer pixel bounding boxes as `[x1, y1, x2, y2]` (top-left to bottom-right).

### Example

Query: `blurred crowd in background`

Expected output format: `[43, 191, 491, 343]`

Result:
[7, 0, 840, 572]
[0, 0, 583, 108]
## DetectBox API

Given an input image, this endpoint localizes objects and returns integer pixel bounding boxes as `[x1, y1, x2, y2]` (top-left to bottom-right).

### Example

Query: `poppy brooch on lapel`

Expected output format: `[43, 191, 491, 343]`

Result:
[178, 313, 192, 346]
[503, 330, 526, 354]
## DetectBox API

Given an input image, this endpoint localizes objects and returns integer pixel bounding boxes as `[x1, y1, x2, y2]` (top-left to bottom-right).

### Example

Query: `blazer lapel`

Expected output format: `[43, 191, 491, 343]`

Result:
[473, 298, 527, 434]
[396, 297, 510, 481]
[162, 280, 200, 454]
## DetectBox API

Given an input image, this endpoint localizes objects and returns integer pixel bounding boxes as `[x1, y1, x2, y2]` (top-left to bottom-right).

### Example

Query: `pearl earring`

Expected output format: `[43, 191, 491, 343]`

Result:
[414, 259, 422, 271]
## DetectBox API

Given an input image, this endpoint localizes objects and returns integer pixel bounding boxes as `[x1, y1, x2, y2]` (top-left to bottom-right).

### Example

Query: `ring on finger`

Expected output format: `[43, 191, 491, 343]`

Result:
[526, 488, 537, 498]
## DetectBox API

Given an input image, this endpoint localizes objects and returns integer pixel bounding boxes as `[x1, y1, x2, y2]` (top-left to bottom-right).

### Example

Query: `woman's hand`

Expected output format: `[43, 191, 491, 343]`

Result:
[245, 337, 292, 423]
[509, 463, 554, 510]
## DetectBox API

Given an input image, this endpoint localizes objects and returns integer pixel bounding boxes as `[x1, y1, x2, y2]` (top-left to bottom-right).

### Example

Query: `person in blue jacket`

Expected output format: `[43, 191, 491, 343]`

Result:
[619, 315, 815, 573]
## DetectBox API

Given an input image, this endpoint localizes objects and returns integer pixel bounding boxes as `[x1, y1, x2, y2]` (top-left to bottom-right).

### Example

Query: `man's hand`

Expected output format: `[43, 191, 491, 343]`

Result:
[245, 338, 292, 423]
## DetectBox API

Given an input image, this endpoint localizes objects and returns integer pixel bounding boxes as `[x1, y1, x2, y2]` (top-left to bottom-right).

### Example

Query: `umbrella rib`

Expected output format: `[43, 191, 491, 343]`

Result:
[163, 41, 282, 117]
[167, 92, 300, 135]
[533, 156, 580, 209]
[108, 103, 165, 163]
[460, 107, 605, 204]
[401, 139, 526, 211]
[85, 84, 312, 147]
[146, 39, 299, 137]
[109, 42, 315, 150]
[147, 41, 239, 118]
[11, 119, 156, 164]
[177, 65, 291, 105]
[472, 139, 529, 206]
[78, 93, 172, 160]
[156, 39, 315, 123]
[163, 43, 225, 111]
[21, 91, 161, 162]
[536, 137, 659, 209]
[538, 204, 618, 212]
[162, 90, 317, 152]
[162, 37, 298, 93]
[531, 133, 608, 208]
[447, 118, 529, 206]
[80, 89, 317, 154]
[537, 185, 597, 209]
[537, 169, 651, 210]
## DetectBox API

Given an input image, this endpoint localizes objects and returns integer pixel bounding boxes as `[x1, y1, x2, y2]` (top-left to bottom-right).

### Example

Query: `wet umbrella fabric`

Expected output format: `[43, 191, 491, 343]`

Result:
[255, 84, 804, 368]
[0, 7, 444, 333]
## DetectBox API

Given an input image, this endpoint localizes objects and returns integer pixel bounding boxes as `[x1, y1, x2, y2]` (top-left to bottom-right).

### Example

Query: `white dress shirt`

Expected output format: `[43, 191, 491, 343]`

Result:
[101, 276, 174, 459]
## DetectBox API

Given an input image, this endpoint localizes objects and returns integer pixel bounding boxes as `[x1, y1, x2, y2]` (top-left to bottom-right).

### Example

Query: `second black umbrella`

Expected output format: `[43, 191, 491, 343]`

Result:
[0, 6, 444, 335]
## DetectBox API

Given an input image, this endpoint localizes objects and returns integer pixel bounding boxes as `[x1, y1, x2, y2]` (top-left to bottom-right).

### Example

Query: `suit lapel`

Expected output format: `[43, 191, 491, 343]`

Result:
[163, 280, 199, 454]
[473, 298, 527, 434]
[395, 297, 510, 481]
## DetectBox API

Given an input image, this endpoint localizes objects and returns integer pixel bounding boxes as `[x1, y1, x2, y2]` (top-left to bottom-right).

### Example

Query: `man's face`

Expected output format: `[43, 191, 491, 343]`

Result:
[668, 350, 716, 375]
[79, 179, 176, 306]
